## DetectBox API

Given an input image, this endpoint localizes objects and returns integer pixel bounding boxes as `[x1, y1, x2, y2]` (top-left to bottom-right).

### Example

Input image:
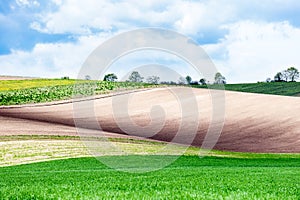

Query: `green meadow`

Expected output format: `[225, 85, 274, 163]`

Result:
[0, 155, 299, 199]
[0, 136, 299, 199]
[194, 81, 300, 96]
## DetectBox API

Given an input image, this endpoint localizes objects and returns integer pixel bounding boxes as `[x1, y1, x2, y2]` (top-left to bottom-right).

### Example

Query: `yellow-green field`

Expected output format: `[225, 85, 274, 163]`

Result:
[0, 79, 80, 92]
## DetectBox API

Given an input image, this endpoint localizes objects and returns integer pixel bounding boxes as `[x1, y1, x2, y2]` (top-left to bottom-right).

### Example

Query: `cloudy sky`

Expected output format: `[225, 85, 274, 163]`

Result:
[0, 0, 300, 83]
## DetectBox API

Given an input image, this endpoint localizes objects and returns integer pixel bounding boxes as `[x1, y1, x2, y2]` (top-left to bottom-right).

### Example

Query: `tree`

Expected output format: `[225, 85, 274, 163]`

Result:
[185, 76, 192, 85]
[128, 71, 144, 82]
[85, 75, 91, 80]
[146, 75, 160, 84]
[199, 78, 206, 85]
[178, 77, 187, 85]
[286, 67, 299, 82]
[281, 70, 289, 82]
[214, 72, 226, 84]
[160, 81, 177, 85]
[266, 78, 271, 83]
[103, 73, 118, 82]
[190, 81, 199, 85]
[274, 72, 283, 82]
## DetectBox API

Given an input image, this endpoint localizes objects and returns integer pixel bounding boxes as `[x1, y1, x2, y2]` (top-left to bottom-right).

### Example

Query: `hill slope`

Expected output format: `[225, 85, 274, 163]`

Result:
[1, 87, 299, 153]
[194, 82, 300, 96]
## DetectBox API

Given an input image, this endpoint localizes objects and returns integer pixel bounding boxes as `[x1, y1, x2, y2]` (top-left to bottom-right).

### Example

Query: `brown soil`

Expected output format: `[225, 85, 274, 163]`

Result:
[1, 87, 299, 153]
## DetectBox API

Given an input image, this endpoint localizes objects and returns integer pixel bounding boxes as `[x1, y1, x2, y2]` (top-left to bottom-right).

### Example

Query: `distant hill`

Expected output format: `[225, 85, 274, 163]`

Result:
[193, 82, 300, 96]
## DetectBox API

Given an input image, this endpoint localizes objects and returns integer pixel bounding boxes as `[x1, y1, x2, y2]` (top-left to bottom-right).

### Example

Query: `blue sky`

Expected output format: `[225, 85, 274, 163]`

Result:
[1, 0, 300, 83]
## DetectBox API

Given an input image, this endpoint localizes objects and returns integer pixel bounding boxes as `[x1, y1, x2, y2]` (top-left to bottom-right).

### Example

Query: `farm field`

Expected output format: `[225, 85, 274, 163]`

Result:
[0, 79, 300, 199]
[0, 79, 158, 105]
[1, 79, 300, 106]
[0, 79, 79, 91]
[2, 135, 299, 167]
[1, 86, 300, 153]
[194, 82, 300, 96]
[0, 155, 299, 199]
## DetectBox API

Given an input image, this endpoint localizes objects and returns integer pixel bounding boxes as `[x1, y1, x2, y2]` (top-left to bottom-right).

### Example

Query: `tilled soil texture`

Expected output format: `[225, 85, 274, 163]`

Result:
[1, 87, 299, 153]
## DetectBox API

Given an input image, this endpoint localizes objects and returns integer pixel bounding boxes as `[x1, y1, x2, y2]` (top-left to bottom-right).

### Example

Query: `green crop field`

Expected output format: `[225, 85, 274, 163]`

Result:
[0, 79, 158, 105]
[0, 136, 299, 199]
[194, 82, 300, 96]
[0, 155, 299, 199]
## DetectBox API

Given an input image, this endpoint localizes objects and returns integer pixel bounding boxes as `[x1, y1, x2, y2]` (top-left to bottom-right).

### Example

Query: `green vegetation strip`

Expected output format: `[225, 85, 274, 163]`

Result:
[0, 156, 299, 199]
[0, 79, 159, 105]
[1, 135, 300, 167]
[0, 135, 195, 166]
[194, 81, 300, 96]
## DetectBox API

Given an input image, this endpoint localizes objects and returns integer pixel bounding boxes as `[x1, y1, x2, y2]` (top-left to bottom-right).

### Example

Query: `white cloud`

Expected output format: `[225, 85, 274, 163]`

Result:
[0, 33, 111, 78]
[30, 0, 300, 36]
[30, 0, 237, 35]
[3, 0, 300, 82]
[51, 0, 62, 6]
[173, 1, 234, 35]
[204, 21, 300, 83]
[16, 0, 40, 7]
[3, 20, 300, 83]
[31, 0, 175, 34]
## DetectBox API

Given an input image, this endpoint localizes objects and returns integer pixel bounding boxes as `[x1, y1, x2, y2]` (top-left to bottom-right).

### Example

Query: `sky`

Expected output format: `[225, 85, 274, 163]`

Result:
[0, 0, 300, 83]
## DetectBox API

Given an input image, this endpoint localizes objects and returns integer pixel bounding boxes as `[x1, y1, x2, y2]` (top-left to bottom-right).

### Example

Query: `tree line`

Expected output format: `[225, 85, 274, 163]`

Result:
[101, 66, 299, 84]
[102, 71, 226, 85]
[269, 67, 299, 82]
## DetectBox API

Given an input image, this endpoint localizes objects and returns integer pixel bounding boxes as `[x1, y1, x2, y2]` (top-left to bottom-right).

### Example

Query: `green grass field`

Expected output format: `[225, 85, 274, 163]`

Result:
[0, 156, 299, 199]
[194, 82, 300, 96]
[0, 136, 299, 199]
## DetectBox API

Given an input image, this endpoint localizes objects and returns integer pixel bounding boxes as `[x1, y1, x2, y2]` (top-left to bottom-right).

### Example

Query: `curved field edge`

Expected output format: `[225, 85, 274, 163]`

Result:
[0, 79, 161, 106]
[1, 135, 300, 167]
[0, 156, 299, 199]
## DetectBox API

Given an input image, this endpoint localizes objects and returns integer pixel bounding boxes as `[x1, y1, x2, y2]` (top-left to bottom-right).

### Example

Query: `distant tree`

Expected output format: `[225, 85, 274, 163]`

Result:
[160, 81, 168, 84]
[160, 81, 177, 85]
[214, 72, 226, 84]
[185, 76, 192, 85]
[85, 75, 91, 80]
[103, 73, 118, 82]
[146, 75, 160, 84]
[286, 67, 299, 82]
[199, 78, 207, 85]
[61, 76, 69, 80]
[128, 71, 144, 82]
[266, 78, 272, 83]
[178, 77, 187, 85]
[274, 72, 283, 82]
[190, 81, 199, 85]
[167, 81, 177, 85]
[281, 70, 289, 82]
